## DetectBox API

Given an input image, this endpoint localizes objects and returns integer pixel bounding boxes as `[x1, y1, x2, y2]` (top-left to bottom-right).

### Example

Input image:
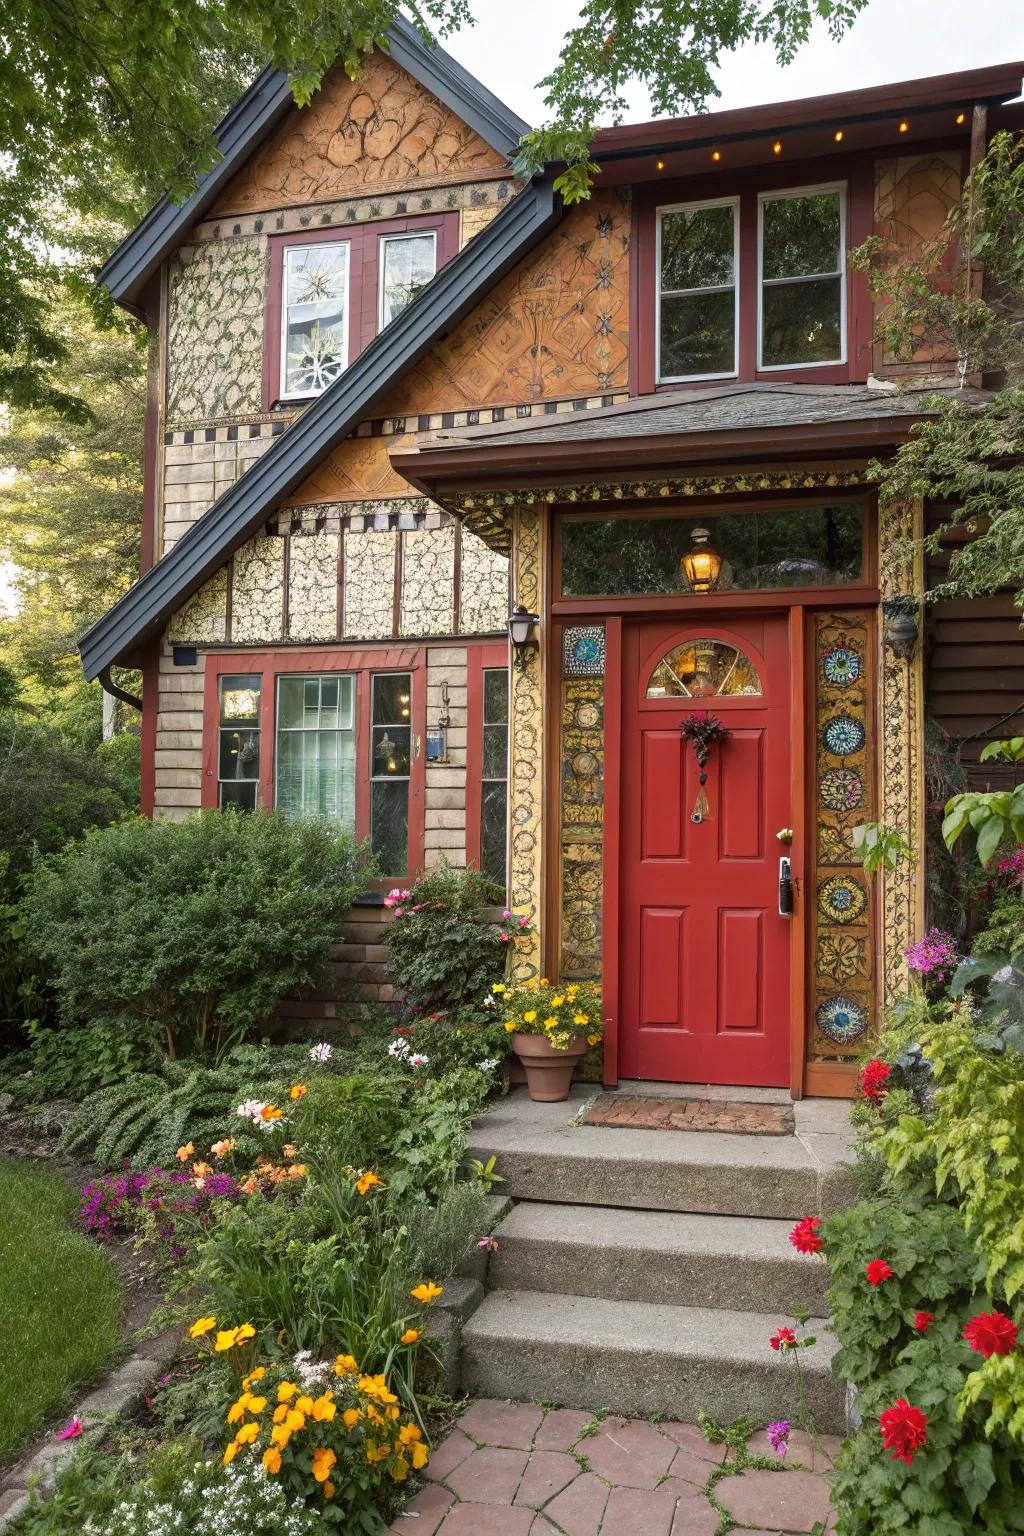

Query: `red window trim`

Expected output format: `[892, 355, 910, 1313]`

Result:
[465, 641, 509, 886]
[202, 646, 427, 877]
[262, 213, 460, 412]
[630, 154, 876, 395]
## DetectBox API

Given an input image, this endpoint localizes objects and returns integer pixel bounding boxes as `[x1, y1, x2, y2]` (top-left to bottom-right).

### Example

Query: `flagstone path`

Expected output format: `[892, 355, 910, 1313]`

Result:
[390, 1400, 841, 1535]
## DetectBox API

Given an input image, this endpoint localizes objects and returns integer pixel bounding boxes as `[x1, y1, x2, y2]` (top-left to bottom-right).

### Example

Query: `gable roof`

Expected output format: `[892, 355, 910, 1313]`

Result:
[97, 15, 531, 316]
[79, 176, 560, 681]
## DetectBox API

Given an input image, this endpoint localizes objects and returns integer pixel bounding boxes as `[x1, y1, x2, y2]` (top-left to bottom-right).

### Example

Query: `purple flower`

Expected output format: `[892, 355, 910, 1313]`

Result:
[766, 1420, 791, 1459]
[903, 928, 959, 980]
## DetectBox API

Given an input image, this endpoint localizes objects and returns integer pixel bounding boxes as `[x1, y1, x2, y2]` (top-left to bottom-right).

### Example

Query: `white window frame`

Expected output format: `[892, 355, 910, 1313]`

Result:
[273, 672, 357, 824]
[655, 196, 740, 385]
[757, 182, 847, 372]
[279, 241, 351, 402]
[377, 230, 438, 331]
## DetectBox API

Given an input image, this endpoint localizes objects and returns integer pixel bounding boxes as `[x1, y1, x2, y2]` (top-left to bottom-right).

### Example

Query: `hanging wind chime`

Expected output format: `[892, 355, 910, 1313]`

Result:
[680, 712, 731, 823]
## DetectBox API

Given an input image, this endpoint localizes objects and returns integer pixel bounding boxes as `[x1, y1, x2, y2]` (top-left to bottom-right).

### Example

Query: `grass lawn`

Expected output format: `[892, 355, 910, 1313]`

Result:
[0, 1158, 123, 1463]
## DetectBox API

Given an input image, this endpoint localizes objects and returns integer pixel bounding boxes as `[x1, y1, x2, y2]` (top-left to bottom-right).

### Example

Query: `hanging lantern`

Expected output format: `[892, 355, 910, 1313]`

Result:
[680, 527, 722, 594]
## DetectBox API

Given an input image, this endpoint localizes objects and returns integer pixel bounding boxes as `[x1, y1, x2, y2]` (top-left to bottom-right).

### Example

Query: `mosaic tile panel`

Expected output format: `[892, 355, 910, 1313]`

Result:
[231, 537, 285, 643]
[288, 532, 340, 642]
[400, 525, 455, 636]
[810, 612, 876, 1063]
[563, 625, 606, 678]
[343, 528, 396, 639]
[459, 529, 509, 634]
[509, 507, 543, 981]
[167, 238, 266, 424]
[166, 569, 228, 645]
[560, 673, 605, 980]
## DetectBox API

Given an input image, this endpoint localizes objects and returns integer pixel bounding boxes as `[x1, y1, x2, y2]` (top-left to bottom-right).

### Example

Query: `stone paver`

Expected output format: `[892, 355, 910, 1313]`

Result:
[390, 1400, 837, 1536]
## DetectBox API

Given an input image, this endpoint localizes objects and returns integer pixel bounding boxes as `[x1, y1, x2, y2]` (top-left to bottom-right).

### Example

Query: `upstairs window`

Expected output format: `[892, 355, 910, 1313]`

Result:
[282, 243, 350, 399]
[379, 233, 438, 328]
[657, 200, 738, 382]
[759, 186, 845, 369]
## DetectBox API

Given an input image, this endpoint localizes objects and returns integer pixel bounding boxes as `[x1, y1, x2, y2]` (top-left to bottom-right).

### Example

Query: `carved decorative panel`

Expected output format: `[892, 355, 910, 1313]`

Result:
[343, 528, 396, 639]
[387, 191, 631, 414]
[809, 612, 877, 1063]
[873, 153, 962, 374]
[459, 530, 508, 634]
[288, 533, 340, 641]
[211, 52, 508, 217]
[195, 178, 515, 245]
[400, 525, 455, 636]
[509, 507, 544, 980]
[231, 537, 285, 643]
[167, 569, 229, 644]
[166, 239, 266, 423]
[560, 661, 605, 981]
[289, 434, 411, 505]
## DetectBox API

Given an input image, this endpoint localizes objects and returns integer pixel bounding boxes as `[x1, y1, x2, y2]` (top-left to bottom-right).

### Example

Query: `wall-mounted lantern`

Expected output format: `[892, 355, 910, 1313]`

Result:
[680, 526, 723, 594]
[426, 680, 451, 762]
[508, 604, 539, 672]
[883, 600, 919, 661]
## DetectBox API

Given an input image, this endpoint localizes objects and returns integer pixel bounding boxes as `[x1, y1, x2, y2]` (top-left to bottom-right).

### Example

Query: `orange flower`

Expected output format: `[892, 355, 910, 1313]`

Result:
[296, 1395, 315, 1416]
[222, 1439, 240, 1465]
[334, 1354, 358, 1376]
[283, 1143, 298, 1158]
[311, 1447, 337, 1483]
[342, 1407, 360, 1430]
[236, 1422, 259, 1445]
[262, 1446, 282, 1475]
[312, 1393, 336, 1422]
[191, 1161, 213, 1179]
[242, 1366, 266, 1390]
[356, 1170, 382, 1196]
[287, 1164, 307, 1179]
[412, 1441, 429, 1470]
[290, 1084, 308, 1100]
[277, 1382, 298, 1402]
[410, 1282, 443, 1304]
[175, 1142, 194, 1162]
[260, 1104, 283, 1122]
[211, 1139, 235, 1158]
[398, 1423, 422, 1445]
[400, 1328, 420, 1345]
[323, 1480, 335, 1500]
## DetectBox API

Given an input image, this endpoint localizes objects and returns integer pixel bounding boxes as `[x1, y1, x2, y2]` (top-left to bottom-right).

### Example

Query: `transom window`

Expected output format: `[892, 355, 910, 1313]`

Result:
[379, 233, 437, 329]
[657, 200, 738, 382]
[282, 244, 349, 399]
[275, 675, 356, 824]
[647, 640, 763, 699]
[759, 187, 845, 369]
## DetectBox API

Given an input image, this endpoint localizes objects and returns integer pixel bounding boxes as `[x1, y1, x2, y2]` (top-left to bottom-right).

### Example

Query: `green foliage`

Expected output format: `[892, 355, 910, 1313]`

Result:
[981, 737, 1024, 765]
[852, 821, 914, 874]
[942, 784, 1024, 868]
[0, 1159, 123, 1461]
[20, 811, 370, 1059]
[949, 950, 1024, 1055]
[10, 1017, 163, 1100]
[385, 862, 513, 1013]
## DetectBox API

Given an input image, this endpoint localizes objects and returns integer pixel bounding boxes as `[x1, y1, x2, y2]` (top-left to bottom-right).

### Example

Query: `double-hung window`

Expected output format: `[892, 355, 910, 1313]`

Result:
[656, 199, 738, 383]
[378, 232, 438, 328]
[275, 675, 356, 826]
[759, 185, 845, 369]
[281, 243, 350, 399]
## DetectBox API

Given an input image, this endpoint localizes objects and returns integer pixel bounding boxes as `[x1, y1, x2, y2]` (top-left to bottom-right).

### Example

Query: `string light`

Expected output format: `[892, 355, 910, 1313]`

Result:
[711, 149, 721, 162]
[833, 129, 844, 143]
[656, 159, 665, 170]
[955, 111, 966, 125]
[899, 120, 909, 133]
[772, 139, 782, 155]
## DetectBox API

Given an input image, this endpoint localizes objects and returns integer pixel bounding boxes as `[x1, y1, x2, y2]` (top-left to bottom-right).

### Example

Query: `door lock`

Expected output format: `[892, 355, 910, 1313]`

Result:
[778, 856, 794, 916]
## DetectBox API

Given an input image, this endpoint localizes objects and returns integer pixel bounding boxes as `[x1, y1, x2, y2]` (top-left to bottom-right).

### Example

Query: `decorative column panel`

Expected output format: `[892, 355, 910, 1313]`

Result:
[508, 507, 544, 981]
[559, 628, 606, 979]
[878, 498, 927, 1004]
[809, 614, 877, 1062]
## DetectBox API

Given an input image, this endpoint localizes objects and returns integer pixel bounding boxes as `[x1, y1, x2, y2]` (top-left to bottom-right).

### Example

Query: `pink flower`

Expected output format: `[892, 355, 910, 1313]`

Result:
[770, 1326, 797, 1351]
[502, 910, 512, 920]
[903, 927, 958, 980]
[500, 933, 510, 942]
[518, 917, 529, 927]
[56, 1418, 83, 1441]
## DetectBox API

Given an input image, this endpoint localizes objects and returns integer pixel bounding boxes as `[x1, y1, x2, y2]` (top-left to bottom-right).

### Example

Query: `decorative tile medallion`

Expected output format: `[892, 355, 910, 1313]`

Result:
[817, 874, 868, 925]
[822, 714, 866, 758]
[559, 665, 605, 981]
[815, 994, 869, 1046]
[563, 626, 606, 678]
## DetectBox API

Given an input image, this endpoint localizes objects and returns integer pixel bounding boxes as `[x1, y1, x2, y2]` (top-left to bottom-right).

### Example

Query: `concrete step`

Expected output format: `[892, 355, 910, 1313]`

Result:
[462, 1289, 846, 1434]
[488, 1202, 828, 1315]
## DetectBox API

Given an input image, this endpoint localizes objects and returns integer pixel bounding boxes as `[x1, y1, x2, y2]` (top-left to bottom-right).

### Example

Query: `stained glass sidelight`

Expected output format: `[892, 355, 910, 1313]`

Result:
[218, 675, 261, 810]
[282, 243, 349, 397]
[480, 669, 509, 889]
[371, 673, 412, 875]
[275, 675, 356, 825]
[646, 639, 762, 699]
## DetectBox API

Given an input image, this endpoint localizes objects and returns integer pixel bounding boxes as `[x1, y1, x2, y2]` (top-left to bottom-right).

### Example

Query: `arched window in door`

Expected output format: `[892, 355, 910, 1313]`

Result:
[646, 638, 763, 699]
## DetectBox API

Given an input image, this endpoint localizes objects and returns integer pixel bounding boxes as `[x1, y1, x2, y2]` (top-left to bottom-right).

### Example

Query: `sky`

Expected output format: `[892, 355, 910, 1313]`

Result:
[444, 0, 1023, 125]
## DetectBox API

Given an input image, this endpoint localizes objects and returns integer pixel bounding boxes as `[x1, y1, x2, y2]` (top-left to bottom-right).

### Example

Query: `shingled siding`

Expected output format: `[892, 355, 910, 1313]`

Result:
[926, 506, 1024, 784]
[153, 642, 205, 819]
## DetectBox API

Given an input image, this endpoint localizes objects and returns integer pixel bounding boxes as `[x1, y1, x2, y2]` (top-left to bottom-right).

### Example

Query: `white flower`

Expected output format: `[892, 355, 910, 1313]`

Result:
[408, 1053, 429, 1068]
[483, 994, 496, 1009]
[308, 1042, 332, 1064]
[388, 1037, 410, 1059]
[235, 1098, 266, 1122]
[478, 1057, 500, 1073]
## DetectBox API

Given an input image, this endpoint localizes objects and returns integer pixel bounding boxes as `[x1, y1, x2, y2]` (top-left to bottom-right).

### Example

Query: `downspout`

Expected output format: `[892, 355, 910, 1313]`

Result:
[98, 665, 143, 712]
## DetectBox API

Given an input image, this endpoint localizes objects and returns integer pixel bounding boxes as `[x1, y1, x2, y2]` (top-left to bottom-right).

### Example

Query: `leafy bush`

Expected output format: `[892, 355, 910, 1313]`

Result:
[20, 811, 371, 1059]
[384, 862, 517, 1012]
[3, 1017, 163, 1101]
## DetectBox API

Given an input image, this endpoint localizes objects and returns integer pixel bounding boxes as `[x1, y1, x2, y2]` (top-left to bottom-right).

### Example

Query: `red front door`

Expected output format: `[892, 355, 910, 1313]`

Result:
[619, 615, 792, 1087]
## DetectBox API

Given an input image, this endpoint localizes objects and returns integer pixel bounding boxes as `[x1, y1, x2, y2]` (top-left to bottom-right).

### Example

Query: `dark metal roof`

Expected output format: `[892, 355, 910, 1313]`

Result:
[97, 15, 531, 315]
[79, 177, 560, 680]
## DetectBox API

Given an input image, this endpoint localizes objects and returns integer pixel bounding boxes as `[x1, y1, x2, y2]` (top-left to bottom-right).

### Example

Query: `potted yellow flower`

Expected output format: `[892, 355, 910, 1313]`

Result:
[495, 979, 603, 1101]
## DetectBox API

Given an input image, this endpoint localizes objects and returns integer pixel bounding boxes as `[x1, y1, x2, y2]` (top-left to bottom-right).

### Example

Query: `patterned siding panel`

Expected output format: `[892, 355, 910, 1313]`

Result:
[425, 647, 468, 869]
[559, 631, 605, 980]
[166, 238, 266, 424]
[343, 528, 396, 639]
[460, 530, 508, 634]
[167, 569, 229, 645]
[162, 435, 276, 554]
[509, 507, 544, 979]
[289, 533, 340, 641]
[231, 536, 285, 643]
[400, 526, 455, 636]
[873, 153, 962, 378]
[154, 642, 206, 820]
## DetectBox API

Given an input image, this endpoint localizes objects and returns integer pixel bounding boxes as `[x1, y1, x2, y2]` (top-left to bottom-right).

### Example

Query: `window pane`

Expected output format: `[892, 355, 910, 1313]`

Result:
[220, 781, 257, 811]
[483, 669, 508, 724]
[480, 782, 507, 887]
[220, 675, 261, 724]
[372, 780, 409, 876]
[220, 728, 260, 781]
[647, 640, 762, 699]
[660, 206, 734, 291]
[284, 244, 348, 395]
[275, 674, 356, 828]
[660, 290, 735, 378]
[372, 674, 411, 725]
[762, 193, 841, 280]
[277, 677, 305, 730]
[372, 725, 411, 778]
[482, 722, 507, 780]
[762, 276, 843, 366]
[380, 234, 436, 326]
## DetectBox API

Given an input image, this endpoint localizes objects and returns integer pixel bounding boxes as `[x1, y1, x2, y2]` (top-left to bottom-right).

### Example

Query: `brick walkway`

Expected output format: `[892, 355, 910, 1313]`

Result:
[390, 1400, 840, 1535]
[581, 1096, 794, 1136]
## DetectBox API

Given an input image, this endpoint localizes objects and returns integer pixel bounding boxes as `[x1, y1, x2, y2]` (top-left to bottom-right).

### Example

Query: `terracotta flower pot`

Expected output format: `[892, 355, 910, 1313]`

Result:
[511, 1032, 587, 1102]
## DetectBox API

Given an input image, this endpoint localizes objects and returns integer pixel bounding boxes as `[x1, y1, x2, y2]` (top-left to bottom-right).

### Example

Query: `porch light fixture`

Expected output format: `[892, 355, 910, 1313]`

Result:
[883, 601, 919, 661]
[680, 527, 723, 595]
[508, 604, 539, 672]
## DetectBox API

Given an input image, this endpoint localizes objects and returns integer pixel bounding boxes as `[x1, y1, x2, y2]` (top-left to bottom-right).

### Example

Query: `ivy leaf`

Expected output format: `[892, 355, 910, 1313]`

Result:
[955, 1441, 995, 1512]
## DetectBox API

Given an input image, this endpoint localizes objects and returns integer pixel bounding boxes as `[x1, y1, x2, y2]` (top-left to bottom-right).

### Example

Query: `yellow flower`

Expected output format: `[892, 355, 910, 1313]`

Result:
[175, 1142, 194, 1162]
[296, 1394, 315, 1416]
[540, 977, 549, 985]
[285, 1409, 306, 1434]
[189, 1316, 216, 1340]
[222, 1439, 240, 1466]
[543, 1016, 558, 1030]
[312, 1393, 336, 1422]
[235, 1323, 256, 1344]
[412, 1441, 429, 1470]
[391, 1454, 409, 1482]
[226, 1399, 248, 1425]
[248, 1395, 267, 1414]
[272, 1405, 288, 1424]
[398, 1422, 423, 1445]
[400, 1328, 420, 1345]
[523, 1010, 537, 1024]
[311, 1447, 337, 1483]
[355, 1170, 382, 1196]
[242, 1367, 266, 1390]
[334, 1354, 358, 1376]
[552, 996, 564, 1007]
[262, 1446, 282, 1475]
[277, 1382, 299, 1402]
[503, 1020, 517, 1033]
[358, 1373, 398, 1404]
[410, 1282, 443, 1304]
[491, 983, 507, 994]
[573, 1013, 589, 1026]
[214, 1329, 239, 1353]
[289, 1083, 308, 1100]
[236, 1421, 259, 1445]
[365, 1439, 390, 1464]
[271, 1424, 292, 1450]
[587, 1034, 600, 1047]
[342, 1407, 361, 1430]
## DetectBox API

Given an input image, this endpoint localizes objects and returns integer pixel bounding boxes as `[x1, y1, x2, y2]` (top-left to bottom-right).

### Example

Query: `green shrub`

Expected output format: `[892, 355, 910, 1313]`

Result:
[385, 862, 515, 1013]
[20, 811, 371, 1059]
[4, 1017, 163, 1100]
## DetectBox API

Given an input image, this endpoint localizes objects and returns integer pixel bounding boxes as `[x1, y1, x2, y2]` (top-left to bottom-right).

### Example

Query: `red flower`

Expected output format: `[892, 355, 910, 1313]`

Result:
[866, 1259, 893, 1287]
[769, 1326, 797, 1352]
[860, 1059, 891, 1102]
[789, 1216, 823, 1256]
[963, 1311, 1019, 1359]
[879, 1399, 928, 1465]
[913, 1311, 934, 1334]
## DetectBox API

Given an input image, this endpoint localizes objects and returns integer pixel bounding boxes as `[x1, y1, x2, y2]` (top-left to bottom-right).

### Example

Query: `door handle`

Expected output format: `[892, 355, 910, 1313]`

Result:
[778, 856, 793, 916]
